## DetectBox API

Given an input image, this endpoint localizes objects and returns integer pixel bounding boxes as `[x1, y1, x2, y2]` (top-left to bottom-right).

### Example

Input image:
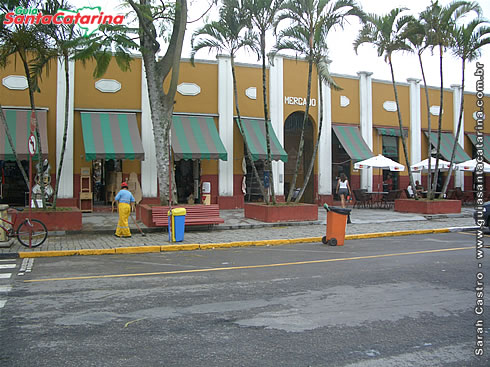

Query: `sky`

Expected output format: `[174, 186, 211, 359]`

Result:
[79, 0, 489, 94]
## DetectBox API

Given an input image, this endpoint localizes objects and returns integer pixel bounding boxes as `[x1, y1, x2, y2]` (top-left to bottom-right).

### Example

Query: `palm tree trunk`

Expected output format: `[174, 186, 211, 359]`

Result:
[260, 32, 275, 204]
[418, 53, 431, 200]
[431, 46, 445, 198]
[0, 105, 30, 188]
[296, 68, 324, 203]
[20, 50, 45, 208]
[440, 59, 466, 198]
[231, 56, 266, 201]
[388, 56, 416, 195]
[287, 58, 313, 202]
[52, 54, 70, 208]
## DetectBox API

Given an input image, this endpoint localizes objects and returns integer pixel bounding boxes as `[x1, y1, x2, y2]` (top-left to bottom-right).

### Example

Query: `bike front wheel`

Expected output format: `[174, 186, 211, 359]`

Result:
[17, 219, 48, 248]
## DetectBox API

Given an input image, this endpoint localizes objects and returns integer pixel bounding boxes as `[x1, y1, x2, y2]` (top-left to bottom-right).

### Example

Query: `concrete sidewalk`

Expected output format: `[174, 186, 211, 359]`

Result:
[0, 207, 478, 258]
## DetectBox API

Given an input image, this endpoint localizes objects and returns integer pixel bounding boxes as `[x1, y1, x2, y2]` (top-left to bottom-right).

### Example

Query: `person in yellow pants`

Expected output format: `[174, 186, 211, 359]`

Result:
[114, 182, 136, 238]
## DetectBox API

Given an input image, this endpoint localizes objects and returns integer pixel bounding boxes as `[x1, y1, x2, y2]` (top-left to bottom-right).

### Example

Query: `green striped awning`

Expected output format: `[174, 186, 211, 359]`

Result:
[80, 112, 145, 161]
[333, 125, 374, 161]
[171, 115, 227, 161]
[237, 118, 288, 162]
[467, 133, 490, 162]
[0, 109, 48, 160]
[425, 131, 470, 163]
[376, 127, 408, 137]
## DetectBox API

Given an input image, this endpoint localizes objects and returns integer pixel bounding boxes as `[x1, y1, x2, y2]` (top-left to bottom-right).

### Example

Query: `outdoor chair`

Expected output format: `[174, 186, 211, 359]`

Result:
[380, 189, 402, 209]
[353, 189, 372, 209]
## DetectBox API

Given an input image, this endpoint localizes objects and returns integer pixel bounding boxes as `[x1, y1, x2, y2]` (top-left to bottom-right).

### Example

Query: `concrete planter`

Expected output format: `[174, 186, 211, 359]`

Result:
[12, 207, 82, 231]
[394, 199, 462, 214]
[244, 203, 318, 223]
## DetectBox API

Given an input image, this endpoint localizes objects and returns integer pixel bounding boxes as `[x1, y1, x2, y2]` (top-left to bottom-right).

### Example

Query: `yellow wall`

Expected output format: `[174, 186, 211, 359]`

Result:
[331, 76, 360, 124]
[174, 61, 219, 115]
[74, 58, 141, 110]
[420, 87, 454, 131]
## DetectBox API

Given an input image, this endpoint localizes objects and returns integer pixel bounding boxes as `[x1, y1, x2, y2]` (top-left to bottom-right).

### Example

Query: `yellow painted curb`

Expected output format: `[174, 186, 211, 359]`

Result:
[19, 250, 78, 258]
[115, 246, 161, 254]
[78, 249, 116, 256]
[345, 228, 450, 240]
[161, 244, 200, 252]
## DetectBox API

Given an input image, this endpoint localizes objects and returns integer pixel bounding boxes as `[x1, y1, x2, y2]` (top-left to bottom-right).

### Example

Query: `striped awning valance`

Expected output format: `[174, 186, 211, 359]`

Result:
[171, 115, 227, 161]
[80, 112, 145, 161]
[333, 125, 374, 162]
[0, 109, 48, 160]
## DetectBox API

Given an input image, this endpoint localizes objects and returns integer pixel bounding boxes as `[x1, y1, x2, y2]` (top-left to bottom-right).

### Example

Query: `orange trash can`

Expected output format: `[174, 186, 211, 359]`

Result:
[322, 204, 351, 246]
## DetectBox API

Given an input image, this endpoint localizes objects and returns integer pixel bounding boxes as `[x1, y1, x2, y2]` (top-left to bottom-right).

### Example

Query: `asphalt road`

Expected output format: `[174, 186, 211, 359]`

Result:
[0, 232, 489, 367]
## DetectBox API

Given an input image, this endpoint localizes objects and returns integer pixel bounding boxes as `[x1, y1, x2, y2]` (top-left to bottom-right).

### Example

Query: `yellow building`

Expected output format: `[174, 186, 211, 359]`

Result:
[0, 54, 488, 209]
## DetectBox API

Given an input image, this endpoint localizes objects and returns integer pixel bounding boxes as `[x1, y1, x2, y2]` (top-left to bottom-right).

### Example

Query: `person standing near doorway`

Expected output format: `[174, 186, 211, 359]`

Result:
[114, 182, 135, 238]
[336, 173, 351, 209]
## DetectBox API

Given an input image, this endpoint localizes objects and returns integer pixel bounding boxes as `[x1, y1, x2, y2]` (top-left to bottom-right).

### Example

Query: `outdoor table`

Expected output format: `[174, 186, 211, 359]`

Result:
[367, 191, 388, 208]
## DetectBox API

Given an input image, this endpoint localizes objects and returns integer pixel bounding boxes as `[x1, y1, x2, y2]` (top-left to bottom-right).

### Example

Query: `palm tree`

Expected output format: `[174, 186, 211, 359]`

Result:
[354, 8, 417, 196]
[419, 0, 480, 199]
[274, 0, 361, 203]
[191, 0, 268, 203]
[440, 17, 490, 197]
[404, 18, 432, 199]
[0, 0, 51, 207]
[31, 0, 137, 208]
[243, 0, 282, 204]
[293, 0, 362, 203]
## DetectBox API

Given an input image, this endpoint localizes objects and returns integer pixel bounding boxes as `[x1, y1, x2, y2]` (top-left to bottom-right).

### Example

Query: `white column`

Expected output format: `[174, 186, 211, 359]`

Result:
[56, 57, 74, 198]
[218, 55, 234, 197]
[358, 71, 373, 192]
[269, 55, 284, 196]
[141, 61, 158, 197]
[408, 78, 422, 183]
[451, 84, 464, 189]
[318, 79, 332, 196]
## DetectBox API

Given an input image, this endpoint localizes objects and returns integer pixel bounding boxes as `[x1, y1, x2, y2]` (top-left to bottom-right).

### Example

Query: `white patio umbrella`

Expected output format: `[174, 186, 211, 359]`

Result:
[410, 158, 452, 172]
[354, 154, 405, 171]
[455, 159, 490, 173]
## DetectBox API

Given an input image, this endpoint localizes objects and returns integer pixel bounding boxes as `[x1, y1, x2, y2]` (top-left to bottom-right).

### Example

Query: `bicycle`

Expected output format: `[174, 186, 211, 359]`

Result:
[0, 207, 48, 248]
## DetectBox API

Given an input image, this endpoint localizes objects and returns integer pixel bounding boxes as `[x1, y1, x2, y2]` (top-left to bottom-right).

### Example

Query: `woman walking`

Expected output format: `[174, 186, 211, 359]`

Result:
[336, 173, 351, 209]
[114, 182, 136, 238]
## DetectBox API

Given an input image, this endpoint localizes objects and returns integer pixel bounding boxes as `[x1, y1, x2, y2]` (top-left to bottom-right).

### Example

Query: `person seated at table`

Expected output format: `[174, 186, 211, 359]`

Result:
[383, 173, 393, 191]
[415, 180, 424, 194]
[336, 173, 351, 209]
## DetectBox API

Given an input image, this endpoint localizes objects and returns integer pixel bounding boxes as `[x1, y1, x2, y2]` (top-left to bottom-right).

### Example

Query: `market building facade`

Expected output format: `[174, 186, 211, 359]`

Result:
[1, 53, 488, 209]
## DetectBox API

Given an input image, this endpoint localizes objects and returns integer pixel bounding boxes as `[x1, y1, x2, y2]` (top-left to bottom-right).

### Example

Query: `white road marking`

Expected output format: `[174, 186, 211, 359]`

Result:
[0, 273, 12, 279]
[0, 286, 12, 293]
[0, 300, 6, 308]
[0, 264, 16, 269]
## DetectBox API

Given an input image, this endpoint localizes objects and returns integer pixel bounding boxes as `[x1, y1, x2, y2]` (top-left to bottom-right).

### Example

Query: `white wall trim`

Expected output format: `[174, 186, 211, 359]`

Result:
[269, 56, 284, 196]
[408, 78, 421, 183]
[56, 58, 74, 198]
[141, 62, 158, 197]
[358, 71, 373, 191]
[218, 55, 234, 197]
[452, 84, 464, 189]
[318, 80, 332, 196]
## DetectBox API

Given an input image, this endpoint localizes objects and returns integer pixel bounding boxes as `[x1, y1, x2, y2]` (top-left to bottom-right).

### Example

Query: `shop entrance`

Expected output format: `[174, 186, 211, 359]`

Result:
[0, 160, 29, 206]
[91, 159, 122, 206]
[174, 160, 200, 204]
[332, 132, 351, 200]
[284, 112, 314, 203]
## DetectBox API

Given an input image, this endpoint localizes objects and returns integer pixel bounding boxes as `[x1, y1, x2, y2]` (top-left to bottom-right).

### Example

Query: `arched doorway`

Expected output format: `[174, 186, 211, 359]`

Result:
[284, 111, 314, 203]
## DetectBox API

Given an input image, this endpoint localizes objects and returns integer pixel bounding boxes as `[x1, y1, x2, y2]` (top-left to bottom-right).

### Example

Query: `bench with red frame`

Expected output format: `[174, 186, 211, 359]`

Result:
[151, 204, 224, 228]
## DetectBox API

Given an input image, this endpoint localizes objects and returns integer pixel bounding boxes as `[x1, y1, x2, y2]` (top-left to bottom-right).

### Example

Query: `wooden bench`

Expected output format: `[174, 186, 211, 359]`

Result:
[152, 204, 224, 227]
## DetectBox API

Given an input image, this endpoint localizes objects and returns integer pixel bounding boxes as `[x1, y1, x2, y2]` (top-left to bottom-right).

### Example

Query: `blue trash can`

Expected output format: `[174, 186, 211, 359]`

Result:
[168, 208, 186, 242]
